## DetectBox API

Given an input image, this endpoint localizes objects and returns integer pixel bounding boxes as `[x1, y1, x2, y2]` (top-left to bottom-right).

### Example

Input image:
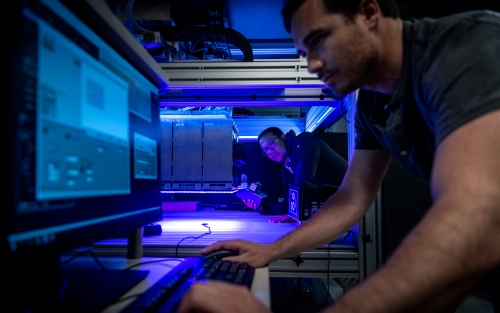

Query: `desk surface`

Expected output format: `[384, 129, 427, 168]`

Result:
[93, 207, 355, 257]
[97, 207, 298, 253]
[87, 207, 358, 280]
[61, 255, 270, 312]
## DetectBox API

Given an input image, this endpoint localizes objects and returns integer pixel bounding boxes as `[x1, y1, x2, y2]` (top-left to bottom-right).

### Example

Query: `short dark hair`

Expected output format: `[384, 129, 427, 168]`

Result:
[281, 0, 400, 33]
[257, 127, 284, 142]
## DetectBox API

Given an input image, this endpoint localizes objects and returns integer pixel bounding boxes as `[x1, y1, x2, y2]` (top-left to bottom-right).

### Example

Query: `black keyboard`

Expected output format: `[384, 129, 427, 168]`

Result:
[121, 255, 255, 313]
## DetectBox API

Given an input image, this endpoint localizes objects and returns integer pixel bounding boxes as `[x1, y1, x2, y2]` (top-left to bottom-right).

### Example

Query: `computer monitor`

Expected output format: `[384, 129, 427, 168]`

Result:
[5, 0, 169, 311]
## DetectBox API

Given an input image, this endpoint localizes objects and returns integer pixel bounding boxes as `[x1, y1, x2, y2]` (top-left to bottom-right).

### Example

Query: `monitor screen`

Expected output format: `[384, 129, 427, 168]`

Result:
[6, 0, 165, 294]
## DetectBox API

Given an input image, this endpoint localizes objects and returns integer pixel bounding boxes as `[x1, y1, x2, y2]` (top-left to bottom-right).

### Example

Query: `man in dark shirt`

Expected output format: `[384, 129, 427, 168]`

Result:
[243, 127, 348, 220]
[179, 0, 500, 312]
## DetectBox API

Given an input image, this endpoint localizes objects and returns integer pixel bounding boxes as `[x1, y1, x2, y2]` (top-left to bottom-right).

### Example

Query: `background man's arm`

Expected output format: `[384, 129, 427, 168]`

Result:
[327, 110, 500, 313]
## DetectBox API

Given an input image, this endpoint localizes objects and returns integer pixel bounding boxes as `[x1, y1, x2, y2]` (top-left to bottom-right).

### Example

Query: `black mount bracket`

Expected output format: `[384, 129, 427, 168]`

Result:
[361, 234, 372, 244]
[292, 255, 304, 267]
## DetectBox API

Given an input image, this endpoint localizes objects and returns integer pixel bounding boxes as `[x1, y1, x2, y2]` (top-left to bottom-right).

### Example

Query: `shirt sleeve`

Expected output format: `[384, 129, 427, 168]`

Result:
[419, 14, 500, 145]
[354, 90, 385, 150]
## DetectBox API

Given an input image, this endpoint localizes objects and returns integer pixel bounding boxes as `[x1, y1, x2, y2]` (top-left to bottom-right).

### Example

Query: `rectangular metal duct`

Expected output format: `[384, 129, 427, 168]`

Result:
[159, 59, 323, 89]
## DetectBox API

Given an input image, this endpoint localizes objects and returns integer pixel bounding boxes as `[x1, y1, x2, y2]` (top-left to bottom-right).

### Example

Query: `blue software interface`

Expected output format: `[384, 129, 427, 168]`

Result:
[21, 0, 158, 209]
[9, 0, 162, 251]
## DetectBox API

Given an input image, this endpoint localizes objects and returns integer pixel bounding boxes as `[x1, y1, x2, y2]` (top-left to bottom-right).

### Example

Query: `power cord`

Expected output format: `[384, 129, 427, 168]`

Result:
[124, 258, 183, 271]
[175, 223, 211, 257]
[324, 230, 353, 305]
[110, 293, 142, 305]
[337, 230, 353, 245]
[341, 98, 350, 124]
[60, 249, 107, 270]
[57, 249, 108, 301]
[324, 242, 331, 305]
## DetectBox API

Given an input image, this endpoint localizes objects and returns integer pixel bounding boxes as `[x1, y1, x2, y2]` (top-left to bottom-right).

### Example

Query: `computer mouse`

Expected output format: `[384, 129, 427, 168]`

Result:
[204, 248, 239, 259]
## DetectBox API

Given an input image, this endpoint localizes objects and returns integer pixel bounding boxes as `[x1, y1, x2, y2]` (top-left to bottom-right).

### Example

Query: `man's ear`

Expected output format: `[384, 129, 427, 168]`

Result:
[358, 0, 381, 29]
[281, 134, 286, 140]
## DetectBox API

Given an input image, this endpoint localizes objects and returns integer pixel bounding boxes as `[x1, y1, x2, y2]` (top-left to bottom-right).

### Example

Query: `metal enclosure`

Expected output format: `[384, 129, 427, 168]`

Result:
[160, 117, 234, 190]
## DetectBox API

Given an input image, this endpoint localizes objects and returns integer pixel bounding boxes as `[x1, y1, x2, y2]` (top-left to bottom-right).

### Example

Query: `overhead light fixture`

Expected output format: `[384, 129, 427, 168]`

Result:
[160, 190, 237, 194]
[238, 136, 258, 142]
[305, 107, 335, 132]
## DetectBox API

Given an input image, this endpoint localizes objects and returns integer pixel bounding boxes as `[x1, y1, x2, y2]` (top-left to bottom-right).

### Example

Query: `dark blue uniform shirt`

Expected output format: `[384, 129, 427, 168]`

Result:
[263, 130, 348, 215]
[355, 11, 500, 183]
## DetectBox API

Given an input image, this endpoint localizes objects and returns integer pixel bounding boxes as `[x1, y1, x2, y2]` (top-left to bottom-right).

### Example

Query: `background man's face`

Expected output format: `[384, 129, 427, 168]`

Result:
[291, 0, 379, 99]
[259, 132, 287, 163]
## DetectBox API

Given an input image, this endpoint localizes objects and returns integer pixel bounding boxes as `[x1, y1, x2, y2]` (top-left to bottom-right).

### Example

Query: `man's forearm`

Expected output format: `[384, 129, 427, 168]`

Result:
[325, 112, 500, 313]
[269, 149, 392, 262]
[323, 197, 500, 313]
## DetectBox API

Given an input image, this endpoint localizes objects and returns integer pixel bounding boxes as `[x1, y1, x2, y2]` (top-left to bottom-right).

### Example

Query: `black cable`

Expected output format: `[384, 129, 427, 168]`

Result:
[175, 223, 211, 257]
[57, 249, 108, 301]
[323, 230, 352, 305]
[126, 0, 153, 35]
[57, 278, 69, 301]
[341, 99, 350, 124]
[112, 293, 142, 304]
[124, 258, 184, 270]
[60, 249, 90, 265]
[337, 230, 353, 245]
[60, 249, 107, 270]
[191, 48, 208, 54]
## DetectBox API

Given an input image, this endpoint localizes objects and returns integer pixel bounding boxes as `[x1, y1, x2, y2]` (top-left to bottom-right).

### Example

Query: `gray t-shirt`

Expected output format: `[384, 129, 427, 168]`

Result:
[355, 10, 500, 182]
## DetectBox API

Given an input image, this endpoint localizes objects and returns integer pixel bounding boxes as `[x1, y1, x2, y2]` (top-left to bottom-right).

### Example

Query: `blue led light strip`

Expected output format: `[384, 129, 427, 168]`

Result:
[160, 190, 237, 194]
[238, 136, 258, 142]
[306, 107, 334, 132]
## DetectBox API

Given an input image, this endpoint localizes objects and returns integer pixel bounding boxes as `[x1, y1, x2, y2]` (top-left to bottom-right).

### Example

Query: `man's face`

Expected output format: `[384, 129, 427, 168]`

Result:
[259, 132, 287, 163]
[291, 0, 379, 99]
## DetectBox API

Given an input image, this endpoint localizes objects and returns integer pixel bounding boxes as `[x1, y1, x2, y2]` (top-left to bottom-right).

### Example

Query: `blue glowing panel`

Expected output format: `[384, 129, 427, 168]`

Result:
[160, 190, 237, 194]
[7, 0, 164, 261]
[227, 0, 292, 40]
[134, 133, 158, 179]
[16, 0, 160, 213]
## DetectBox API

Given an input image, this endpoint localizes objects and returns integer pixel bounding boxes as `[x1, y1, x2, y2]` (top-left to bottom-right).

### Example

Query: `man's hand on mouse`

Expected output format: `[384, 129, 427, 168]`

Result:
[200, 239, 274, 268]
